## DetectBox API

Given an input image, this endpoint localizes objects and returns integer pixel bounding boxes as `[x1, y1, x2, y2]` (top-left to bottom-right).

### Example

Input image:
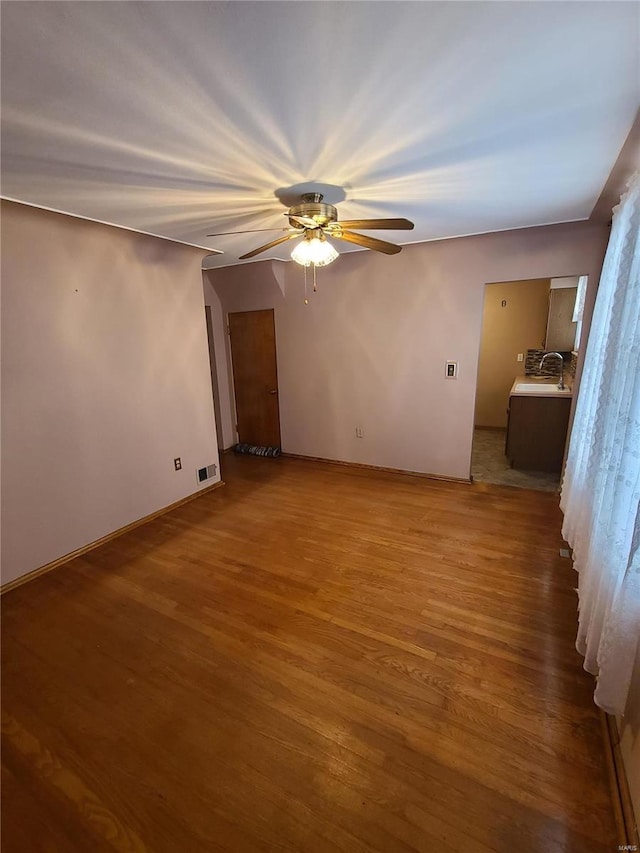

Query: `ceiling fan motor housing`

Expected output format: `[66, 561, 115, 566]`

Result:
[288, 193, 338, 228]
[230, 191, 412, 260]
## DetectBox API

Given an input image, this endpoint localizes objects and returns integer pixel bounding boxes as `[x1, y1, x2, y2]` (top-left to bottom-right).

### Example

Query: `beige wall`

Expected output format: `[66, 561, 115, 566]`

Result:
[204, 220, 608, 480]
[202, 283, 236, 450]
[1, 201, 220, 585]
[475, 279, 550, 428]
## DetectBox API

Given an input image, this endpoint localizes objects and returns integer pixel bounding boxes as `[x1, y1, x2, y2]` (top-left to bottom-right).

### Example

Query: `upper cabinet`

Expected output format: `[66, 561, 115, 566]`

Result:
[545, 285, 578, 351]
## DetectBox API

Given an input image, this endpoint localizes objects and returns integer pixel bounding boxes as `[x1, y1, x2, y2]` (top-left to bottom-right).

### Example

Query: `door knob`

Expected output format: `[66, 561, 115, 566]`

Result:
[268, 389, 277, 395]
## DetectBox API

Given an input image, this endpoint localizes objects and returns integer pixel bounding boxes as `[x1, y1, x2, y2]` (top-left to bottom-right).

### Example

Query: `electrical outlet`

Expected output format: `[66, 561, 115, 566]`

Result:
[355, 427, 364, 438]
[517, 353, 524, 362]
[174, 457, 182, 471]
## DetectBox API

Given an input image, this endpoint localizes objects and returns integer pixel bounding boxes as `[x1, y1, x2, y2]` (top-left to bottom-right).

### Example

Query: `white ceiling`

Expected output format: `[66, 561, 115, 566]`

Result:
[2, 1, 638, 269]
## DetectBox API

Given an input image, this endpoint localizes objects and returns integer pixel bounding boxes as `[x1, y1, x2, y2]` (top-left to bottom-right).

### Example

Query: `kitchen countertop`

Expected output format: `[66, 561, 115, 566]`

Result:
[509, 375, 573, 398]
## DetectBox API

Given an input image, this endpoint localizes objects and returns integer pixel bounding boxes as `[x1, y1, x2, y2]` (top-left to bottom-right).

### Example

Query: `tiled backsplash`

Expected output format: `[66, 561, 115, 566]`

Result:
[525, 349, 577, 379]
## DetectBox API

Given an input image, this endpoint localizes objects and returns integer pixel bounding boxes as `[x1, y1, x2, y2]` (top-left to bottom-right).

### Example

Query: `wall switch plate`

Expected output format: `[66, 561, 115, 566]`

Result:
[174, 457, 182, 471]
[445, 361, 458, 379]
[517, 353, 524, 362]
[355, 427, 364, 438]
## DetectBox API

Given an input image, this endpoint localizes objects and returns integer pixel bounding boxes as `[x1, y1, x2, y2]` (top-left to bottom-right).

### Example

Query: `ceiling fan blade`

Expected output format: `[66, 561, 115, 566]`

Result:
[287, 214, 318, 228]
[239, 233, 300, 260]
[330, 218, 414, 231]
[207, 227, 292, 237]
[333, 230, 402, 255]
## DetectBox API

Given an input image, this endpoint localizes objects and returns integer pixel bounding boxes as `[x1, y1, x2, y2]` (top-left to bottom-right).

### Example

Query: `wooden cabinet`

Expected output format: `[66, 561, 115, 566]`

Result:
[506, 395, 571, 472]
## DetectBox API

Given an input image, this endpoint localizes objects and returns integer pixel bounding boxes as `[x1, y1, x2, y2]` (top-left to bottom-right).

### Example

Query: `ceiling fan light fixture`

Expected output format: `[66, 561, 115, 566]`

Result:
[291, 233, 338, 267]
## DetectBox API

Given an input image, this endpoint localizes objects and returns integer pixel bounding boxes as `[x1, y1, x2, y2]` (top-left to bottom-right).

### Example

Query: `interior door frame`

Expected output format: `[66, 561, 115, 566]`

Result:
[204, 305, 225, 451]
[469, 273, 589, 481]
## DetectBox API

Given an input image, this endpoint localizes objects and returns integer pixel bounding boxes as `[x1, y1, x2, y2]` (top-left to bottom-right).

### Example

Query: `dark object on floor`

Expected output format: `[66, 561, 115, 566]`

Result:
[234, 443, 281, 457]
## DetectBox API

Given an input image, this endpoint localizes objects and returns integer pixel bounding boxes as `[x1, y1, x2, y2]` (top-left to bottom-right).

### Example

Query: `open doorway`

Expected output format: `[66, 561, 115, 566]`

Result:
[471, 277, 584, 491]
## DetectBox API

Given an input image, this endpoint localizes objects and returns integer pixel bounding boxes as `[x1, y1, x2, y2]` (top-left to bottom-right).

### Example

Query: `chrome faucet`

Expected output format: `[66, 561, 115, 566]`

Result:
[540, 352, 565, 390]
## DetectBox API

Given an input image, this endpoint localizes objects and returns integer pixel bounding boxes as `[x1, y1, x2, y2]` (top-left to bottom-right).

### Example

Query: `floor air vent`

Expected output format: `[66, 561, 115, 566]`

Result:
[197, 463, 217, 484]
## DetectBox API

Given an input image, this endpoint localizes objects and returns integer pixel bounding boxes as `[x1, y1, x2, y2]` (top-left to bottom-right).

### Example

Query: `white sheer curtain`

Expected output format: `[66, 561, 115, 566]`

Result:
[560, 171, 640, 717]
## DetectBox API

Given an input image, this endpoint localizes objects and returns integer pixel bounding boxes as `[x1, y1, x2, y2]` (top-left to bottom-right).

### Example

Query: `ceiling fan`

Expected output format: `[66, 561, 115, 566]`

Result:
[207, 193, 414, 265]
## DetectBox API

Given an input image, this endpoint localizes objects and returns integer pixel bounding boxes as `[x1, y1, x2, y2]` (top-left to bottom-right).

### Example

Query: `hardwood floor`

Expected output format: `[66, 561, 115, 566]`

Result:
[2, 455, 616, 852]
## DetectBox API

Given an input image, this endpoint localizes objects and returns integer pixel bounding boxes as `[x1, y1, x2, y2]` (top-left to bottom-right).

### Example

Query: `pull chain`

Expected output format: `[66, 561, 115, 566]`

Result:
[302, 263, 319, 304]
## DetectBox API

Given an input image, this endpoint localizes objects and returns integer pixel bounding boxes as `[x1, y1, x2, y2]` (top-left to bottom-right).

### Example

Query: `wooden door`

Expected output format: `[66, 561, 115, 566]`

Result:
[228, 309, 281, 448]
